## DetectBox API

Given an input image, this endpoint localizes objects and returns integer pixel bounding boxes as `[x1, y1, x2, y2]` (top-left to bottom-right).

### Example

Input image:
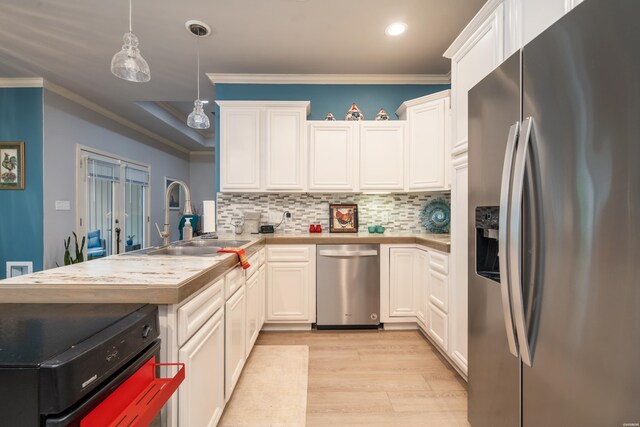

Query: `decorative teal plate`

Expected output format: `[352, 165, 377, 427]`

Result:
[421, 199, 451, 233]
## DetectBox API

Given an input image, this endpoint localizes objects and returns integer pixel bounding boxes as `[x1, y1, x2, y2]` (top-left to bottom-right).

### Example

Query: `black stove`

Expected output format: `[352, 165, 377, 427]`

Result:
[0, 303, 159, 426]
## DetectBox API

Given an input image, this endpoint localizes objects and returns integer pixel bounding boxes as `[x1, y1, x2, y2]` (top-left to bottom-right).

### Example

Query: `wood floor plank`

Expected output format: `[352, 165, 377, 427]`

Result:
[252, 329, 469, 426]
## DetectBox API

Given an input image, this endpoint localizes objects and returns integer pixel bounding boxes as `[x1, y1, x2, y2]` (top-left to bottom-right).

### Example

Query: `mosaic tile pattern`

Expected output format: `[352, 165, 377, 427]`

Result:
[217, 192, 451, 234]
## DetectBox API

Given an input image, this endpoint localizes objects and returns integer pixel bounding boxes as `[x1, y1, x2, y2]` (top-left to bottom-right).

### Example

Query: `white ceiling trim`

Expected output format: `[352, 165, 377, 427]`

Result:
[44, 82, 190, 155]
[443, 0, 503, 58]
[0, 77, 44, 88]
[207, 73, 451, 85]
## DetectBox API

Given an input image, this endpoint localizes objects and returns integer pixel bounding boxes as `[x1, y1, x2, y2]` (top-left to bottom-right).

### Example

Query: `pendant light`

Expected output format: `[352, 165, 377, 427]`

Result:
[111, 0, 150, 82]
[186, 21, 211, 129]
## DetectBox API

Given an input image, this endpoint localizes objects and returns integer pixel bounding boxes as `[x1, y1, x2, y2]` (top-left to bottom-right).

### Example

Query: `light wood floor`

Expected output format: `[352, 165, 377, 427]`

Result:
[255, 329, 470, 427]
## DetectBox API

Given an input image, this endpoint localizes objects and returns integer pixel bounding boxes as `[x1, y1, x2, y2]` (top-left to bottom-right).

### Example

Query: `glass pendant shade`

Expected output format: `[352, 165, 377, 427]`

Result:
[111, 32, 150, 82]
[187, 99, 210, 129]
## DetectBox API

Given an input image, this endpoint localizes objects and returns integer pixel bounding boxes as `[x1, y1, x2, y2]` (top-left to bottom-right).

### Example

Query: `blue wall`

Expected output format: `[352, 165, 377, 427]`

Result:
[0, 88, 44, 279]
[214, 83, 450, 193]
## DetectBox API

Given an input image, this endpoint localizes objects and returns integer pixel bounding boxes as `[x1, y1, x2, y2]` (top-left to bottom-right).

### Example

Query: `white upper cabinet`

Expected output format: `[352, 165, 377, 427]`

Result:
[359, 122, 405, 191]
[217, 101, 310, 193]
[445, 3, 504, 154]
[219, 107, 262, 191]
[397, 91, 451, 191]
[308, 122, 358, 192]
[265, 108, 307, 191]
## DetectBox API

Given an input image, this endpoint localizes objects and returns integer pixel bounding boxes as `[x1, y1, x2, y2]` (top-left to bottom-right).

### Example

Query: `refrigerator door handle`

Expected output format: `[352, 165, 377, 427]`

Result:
[509, 116, 534, 367]
[499, 122, 520, 358]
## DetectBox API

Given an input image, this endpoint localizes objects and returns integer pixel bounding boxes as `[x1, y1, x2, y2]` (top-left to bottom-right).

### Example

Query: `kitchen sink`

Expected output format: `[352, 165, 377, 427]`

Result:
[177, 239, 250, 248]
[123, 239, 252, 257]
[147, 246, 223, 256]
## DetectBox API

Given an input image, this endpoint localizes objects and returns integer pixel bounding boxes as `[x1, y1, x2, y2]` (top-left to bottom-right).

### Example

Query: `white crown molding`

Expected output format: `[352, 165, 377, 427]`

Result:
[44, 82, 190, 155]
[216, 100, 311, 115]
[207, 73, 451, 86]
[444, 0, 504, 59]
[0, 77, 44, 88]
[396, 89, 451, 117]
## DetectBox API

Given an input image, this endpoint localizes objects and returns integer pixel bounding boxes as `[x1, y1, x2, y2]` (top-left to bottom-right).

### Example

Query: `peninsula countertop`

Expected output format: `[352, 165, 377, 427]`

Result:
[0, 231, 449, 304]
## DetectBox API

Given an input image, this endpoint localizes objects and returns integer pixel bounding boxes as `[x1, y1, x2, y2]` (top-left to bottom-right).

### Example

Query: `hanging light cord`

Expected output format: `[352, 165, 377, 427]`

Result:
[196, 36, 201, 100]
[129, 0, 132, 33]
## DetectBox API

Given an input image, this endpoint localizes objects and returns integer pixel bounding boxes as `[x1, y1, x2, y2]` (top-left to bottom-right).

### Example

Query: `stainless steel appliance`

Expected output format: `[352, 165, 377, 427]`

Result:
[468, 1, 640, 426]
[0, 304, 170, 426]
[317, 244, 380, 328]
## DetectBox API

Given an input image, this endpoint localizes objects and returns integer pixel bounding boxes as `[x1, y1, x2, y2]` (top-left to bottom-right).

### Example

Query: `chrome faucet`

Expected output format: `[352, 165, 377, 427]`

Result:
[155, 180, 192, 246]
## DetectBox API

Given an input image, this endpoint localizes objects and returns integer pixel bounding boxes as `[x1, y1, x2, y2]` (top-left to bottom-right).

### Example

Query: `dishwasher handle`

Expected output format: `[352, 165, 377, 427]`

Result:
[318, 250, 379, 257]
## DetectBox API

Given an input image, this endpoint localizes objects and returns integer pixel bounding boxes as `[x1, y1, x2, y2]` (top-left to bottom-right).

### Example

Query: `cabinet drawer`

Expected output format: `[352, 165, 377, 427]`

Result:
[225, 266, 245, 299]
[429, 269, 449, 313]
[245, 253, 261, 280]
[428, 302, 449, 351]
[429, 251, 449, 274]
[267, 245, 310, 262]
[178, 278, 224, 346]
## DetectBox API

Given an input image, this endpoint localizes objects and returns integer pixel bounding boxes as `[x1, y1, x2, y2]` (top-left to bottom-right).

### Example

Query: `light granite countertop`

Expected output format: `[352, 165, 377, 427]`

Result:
[0, 232, 448, 304]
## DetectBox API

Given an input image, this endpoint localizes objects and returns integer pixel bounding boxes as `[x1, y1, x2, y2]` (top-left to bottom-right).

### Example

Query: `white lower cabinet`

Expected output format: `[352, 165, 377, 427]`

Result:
[427, 302, 449, 351]
[266, 245, 316, 323]
[245, 271, 260, 355]
[178, 308, 225, 427]
[415, 249, 430, 327]
[225, 286, 246, 401]
[389, 248, 419, 317]
[258, 265, 266, 329]
[387, 245, 464, 376]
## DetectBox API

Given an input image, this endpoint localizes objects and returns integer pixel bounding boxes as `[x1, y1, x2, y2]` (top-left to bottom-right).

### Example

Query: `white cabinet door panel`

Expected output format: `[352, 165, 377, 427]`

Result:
[220, 108, 261, 190]
[389, 248, 418, 317]
[265, 109, 305, 190]
[225, 287, 246, 400]
[429, 269, 449, 313]
[245, 272, 260, 355]
[415, 249, 430, 326]
[178, 308, 225, 427]
[359, 122, 405, 190]
[407, 99, 448, 190]
[451, 5, 503, 152]
[428, 303, 449, 352]
[267, 262, 310, 321]
[308, 123, 357, 191]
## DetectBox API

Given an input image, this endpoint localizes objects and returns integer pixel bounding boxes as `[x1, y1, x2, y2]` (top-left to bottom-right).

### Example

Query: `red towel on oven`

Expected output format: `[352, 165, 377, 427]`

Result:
[217, 247, 251, 270]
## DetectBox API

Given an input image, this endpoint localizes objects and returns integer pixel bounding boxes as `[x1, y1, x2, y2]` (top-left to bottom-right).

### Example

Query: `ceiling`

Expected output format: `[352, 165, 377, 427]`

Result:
[0, 0, 485, 152]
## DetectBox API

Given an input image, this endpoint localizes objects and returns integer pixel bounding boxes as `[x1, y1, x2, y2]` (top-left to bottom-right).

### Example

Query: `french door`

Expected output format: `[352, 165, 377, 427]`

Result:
[77, 147, 150, 258]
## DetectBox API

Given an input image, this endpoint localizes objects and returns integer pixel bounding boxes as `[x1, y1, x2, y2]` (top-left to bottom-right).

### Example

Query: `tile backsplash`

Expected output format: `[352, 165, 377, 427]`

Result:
[216, 192, 450, 234]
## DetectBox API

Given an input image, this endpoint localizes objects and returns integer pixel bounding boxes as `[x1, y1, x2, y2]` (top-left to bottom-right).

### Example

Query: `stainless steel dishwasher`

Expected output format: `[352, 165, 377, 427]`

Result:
[316, 244, 380, 329]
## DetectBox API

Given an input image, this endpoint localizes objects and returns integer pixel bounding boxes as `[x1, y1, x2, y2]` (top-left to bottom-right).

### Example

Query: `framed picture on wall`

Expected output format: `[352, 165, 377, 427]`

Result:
[0, 142, 25, 190]
[165, 177, 181, 210]
[6, 261, 33, 278]
[329, 204, 358, 233]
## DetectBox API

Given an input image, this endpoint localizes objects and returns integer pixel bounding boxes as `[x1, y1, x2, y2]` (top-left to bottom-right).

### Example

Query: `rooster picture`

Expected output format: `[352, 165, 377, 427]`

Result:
[1, 151, 17, 183]
[335, 209, 354, 227]
[330, 204, 358, 233]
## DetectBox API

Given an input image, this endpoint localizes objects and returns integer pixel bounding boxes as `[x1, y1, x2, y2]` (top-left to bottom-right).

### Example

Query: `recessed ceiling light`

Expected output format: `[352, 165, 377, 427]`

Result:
[385, 22, 407, 36]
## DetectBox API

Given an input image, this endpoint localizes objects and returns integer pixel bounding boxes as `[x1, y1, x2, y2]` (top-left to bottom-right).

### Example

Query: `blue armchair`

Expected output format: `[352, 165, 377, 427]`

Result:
[87, 230, 106, 258]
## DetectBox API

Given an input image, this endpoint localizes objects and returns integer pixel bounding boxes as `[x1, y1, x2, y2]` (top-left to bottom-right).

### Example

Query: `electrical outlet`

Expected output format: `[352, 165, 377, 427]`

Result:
[381, 212, 389, 224]
[284, 211, 292, 223]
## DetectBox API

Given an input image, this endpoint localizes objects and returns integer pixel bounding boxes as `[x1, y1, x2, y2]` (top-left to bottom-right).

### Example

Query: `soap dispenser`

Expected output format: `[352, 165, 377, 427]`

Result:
[183, 218, 193, 241]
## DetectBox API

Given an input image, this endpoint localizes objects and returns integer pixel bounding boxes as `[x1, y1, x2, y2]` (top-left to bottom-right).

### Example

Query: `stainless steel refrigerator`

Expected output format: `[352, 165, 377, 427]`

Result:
[468, 1, 640, 426]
